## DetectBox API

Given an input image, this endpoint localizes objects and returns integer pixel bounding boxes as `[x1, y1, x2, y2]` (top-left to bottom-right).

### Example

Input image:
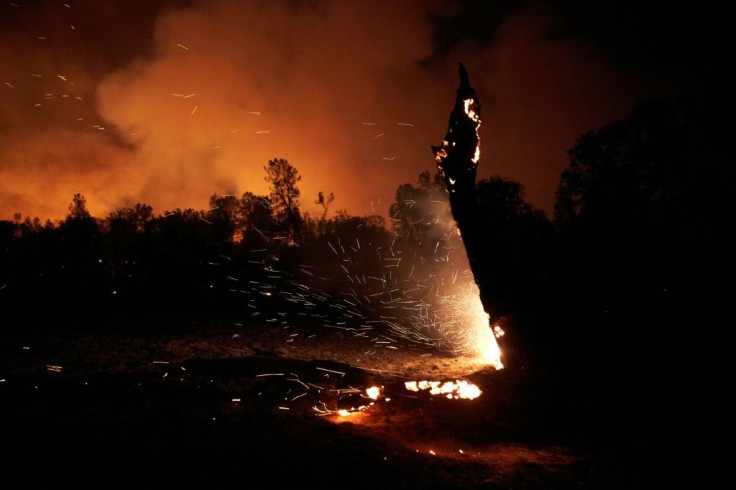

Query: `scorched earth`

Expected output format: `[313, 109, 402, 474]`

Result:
[0, 311, 612, 489]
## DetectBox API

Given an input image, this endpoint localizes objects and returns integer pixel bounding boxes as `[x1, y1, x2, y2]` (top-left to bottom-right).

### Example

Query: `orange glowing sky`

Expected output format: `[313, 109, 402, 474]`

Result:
[0, 0, 729, 221]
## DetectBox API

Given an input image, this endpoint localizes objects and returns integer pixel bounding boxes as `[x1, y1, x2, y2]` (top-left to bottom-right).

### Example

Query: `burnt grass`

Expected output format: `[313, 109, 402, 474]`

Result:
[1, 302, 730, 490]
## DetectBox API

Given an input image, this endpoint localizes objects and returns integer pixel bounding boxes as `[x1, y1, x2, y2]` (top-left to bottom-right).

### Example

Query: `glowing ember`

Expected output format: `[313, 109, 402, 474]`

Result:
[365, 386, 381, 400]
[334, 402, 374, 417]
[405, 379, 482, 400]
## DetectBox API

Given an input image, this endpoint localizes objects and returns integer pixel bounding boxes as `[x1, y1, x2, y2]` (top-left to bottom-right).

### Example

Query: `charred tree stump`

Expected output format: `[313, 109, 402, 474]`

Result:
[432, 63, 520, 364]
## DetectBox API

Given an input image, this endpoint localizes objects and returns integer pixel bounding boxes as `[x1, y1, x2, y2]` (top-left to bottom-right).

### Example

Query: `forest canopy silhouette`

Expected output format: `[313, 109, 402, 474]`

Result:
[1, 96, 733, 376]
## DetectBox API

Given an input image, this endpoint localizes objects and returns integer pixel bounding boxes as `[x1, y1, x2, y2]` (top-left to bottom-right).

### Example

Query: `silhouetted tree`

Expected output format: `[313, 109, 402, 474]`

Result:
[315, 191, 335, 221]
[474, 176, 555, 365]
[475, 176, 554, 306]
[388, 170, 450, 246]
[207, 194, 242, 244]
[11, 213, 46, 238]
[145, 208, 214, 303]
[555, 96, 736, 324]
[240, 192, 274, 246]
[549, 96, 736, 467]
[61, 193, 100, 261]
[67, 193, 92, 221]
[39, 194, 105, 313]
[264, 158, 303, 244]
[104, 203, 154, 288]
[107, 203, 153, 234]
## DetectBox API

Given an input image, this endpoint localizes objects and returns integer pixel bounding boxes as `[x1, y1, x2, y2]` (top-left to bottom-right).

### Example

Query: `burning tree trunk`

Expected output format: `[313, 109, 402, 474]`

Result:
[432, 64, 508, 342]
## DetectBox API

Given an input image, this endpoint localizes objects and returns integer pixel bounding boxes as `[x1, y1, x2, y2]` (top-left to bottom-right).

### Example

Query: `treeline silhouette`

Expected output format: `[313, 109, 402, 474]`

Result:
[2, 97, 733, 352]
[552, 94, 733, 479]
[0, 165, 387, 326]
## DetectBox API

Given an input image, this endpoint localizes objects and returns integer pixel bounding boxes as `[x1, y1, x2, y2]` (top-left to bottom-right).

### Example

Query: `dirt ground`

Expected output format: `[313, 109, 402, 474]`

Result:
[0, 311, 709, 489]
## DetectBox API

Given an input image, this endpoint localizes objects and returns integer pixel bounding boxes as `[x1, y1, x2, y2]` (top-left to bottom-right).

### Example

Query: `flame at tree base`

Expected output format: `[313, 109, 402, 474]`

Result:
[466, 289, 504, 370]
[446, 282, 504, 370]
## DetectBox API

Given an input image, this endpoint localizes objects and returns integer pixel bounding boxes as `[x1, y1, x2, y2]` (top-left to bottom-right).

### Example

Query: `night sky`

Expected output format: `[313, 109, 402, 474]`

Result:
[1, 0, 731, 221]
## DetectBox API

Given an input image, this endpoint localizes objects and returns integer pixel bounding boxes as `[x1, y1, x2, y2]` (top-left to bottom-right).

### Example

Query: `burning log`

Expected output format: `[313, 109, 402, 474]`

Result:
[432, 64, 508, 350]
